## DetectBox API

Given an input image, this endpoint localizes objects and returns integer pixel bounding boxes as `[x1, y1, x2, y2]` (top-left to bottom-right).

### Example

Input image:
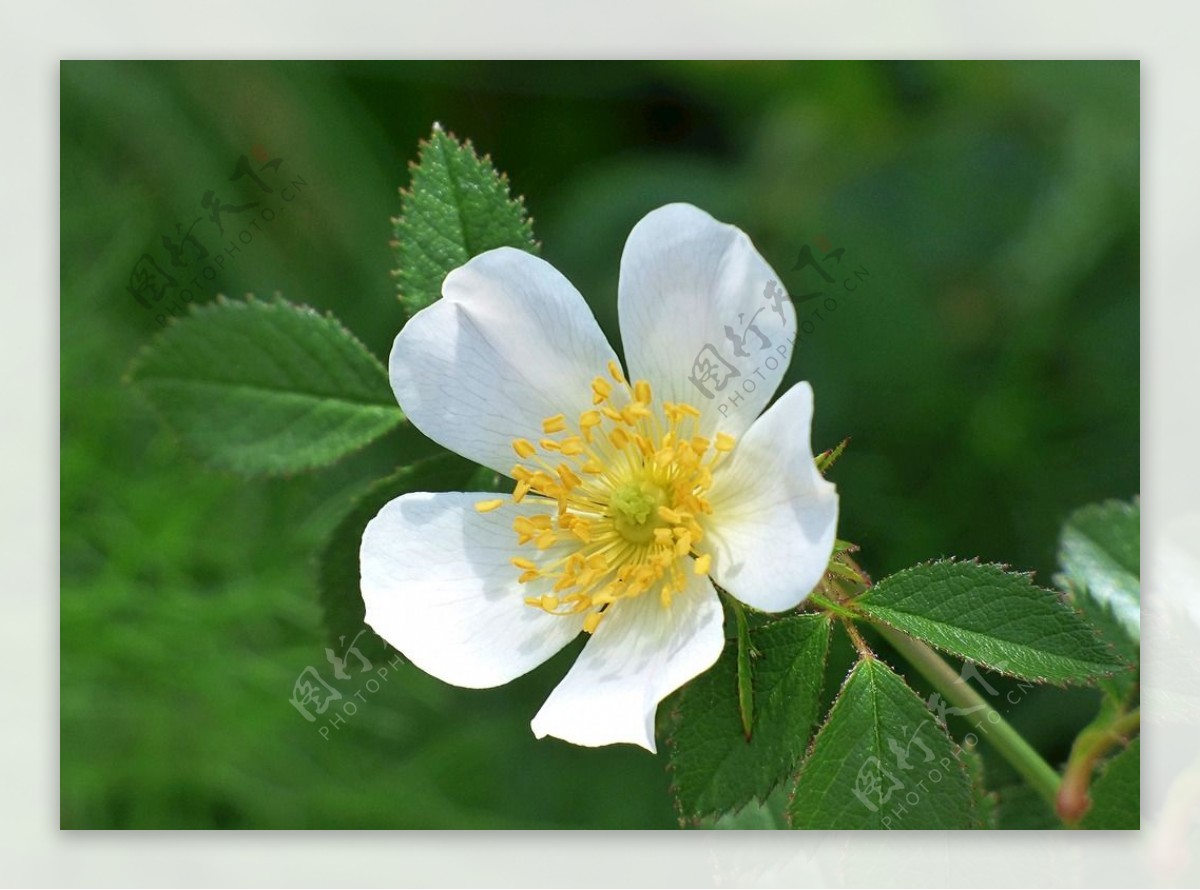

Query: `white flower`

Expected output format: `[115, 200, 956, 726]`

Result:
[361, 203, 838, 752]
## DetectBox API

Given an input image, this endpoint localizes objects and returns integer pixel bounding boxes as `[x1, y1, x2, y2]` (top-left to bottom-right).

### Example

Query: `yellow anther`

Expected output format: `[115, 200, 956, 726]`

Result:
[515, 363, 728, 618]
[592, 376, 612, 404]
[658, 506, 684, 524]
[474, 499, 504, 513]
[558, 464, 581, 490]
[621, 403, 651, 425]
[560, 437, 586, 456]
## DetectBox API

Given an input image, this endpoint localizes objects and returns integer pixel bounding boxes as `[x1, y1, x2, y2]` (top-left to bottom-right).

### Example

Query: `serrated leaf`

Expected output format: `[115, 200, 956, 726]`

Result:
[707, 787, 789, 830]
[854, 560, 1125, 684]
[394, 125, 538, 315]
[317, 453, 481, 662]
[788, 657, 976, 829]
[669, 614, 831, 822]
[961, 743, 999, 829]
[1058, 499, 1140, 643]
[1080, 738, 1139, 829]
[127, 297, 402, 475]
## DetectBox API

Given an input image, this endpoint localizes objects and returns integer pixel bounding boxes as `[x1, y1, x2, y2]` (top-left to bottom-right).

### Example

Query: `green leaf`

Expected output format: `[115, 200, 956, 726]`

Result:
[393, 124, 538, 315]
[787, 657, 977, 829]
[961, 743, 999, 829]
[317, 453, 480, 662]
[127, 296, 402, 475]
[707, 787, 789, 830]
[1058, 499, 1140, 643]
[1080, 739, 1140, 829]
[994, 783, 1060, 829]
[669, 614, 831, 823]
[854, 560, 1125, 684]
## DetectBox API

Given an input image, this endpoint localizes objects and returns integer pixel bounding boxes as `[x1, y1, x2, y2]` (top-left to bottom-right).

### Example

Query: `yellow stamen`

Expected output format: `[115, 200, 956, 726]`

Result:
[475, 499, 503, 513]
[560, 437, 586, 456]
[507, 363, 729, 624]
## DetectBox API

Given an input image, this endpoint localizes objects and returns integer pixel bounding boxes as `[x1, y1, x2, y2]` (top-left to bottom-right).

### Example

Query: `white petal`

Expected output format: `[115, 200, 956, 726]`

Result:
[618, 203, 796, 438]
[390, 248, 619, 476]
[704, 382, 839, 613]
[530, 573, 724, 752]
[361, 491, 585, 689]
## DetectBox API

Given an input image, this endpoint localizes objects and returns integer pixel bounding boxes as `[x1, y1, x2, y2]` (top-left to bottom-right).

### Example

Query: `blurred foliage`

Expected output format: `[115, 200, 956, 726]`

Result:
[61, 61, 1138, 828]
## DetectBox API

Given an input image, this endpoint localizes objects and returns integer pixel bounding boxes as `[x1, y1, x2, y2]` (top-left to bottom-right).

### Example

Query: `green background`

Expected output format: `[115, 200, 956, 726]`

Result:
[60, 60, 1139, 828]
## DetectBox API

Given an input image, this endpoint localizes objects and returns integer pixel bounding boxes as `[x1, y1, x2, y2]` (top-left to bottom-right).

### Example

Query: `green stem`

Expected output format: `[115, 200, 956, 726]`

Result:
[872, 622, 1062, 809]
[1058, 708, 1140, 824]
[808, 592, 858, 621]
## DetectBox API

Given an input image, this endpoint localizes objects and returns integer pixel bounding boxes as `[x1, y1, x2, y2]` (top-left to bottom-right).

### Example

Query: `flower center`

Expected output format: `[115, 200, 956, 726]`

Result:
[475, 360, 736, 634]
[609, 480, 668, 543]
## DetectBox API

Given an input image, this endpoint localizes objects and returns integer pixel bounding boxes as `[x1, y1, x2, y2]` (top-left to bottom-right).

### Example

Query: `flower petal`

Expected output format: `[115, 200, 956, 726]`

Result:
[704, 382, 839, 613]
[618, 203, 795, 438]
[361, 491, 586, 689]
[390, 248, 619, 476]
[530, 573, 724, 752]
